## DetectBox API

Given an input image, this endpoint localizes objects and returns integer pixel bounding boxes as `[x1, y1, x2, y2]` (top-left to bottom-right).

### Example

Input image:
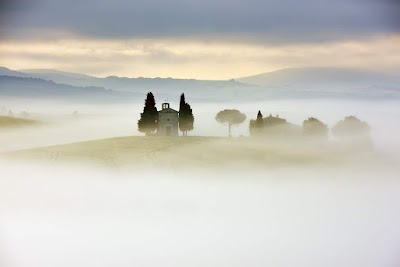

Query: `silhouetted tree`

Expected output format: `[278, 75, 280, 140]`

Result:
[178, 93, 194, 136]
[216, 109, 246, 137]
[332, 116, 371, 147]
[303, 117, 328, 138]
[138, 92, 158, 135]
[256, 110, 263, 128]
[249, 110, 264, 136]
[179, 93, 186, 114]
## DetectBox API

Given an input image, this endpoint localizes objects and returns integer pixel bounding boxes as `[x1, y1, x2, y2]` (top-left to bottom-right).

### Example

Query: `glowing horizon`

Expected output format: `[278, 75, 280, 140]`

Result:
[1, 35, 399, 80]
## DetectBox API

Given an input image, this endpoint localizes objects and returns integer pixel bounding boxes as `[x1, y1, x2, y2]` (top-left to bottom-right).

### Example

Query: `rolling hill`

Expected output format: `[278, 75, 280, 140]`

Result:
[14, 67, 255, 97]
[0, 67, 29, 77]
[1, 66, 258, 101]
[0, 115, 40, 128]
[6, 136, 362, 169]
[238, 67, 400, 90]
[1, 66, 399, 101]
[0, 75, 141, 101]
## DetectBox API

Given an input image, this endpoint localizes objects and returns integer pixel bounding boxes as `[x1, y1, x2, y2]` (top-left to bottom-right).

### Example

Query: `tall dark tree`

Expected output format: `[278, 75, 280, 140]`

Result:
[178, 93, 194, 136]
[138, 92, 158, 135]
[256, 110, 263, 129]
[179, 93, 186, 115]
[249, 110, 264, 136]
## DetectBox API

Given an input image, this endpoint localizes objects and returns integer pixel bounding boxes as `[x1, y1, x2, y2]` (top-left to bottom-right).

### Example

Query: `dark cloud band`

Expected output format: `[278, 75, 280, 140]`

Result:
[1, 0, 399, 43]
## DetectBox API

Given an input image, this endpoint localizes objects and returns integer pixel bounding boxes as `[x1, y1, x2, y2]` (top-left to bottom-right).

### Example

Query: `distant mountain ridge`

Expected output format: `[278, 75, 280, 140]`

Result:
[1, 66, 399, 101]
[4, 67, 249, 93]
[0, 66, 258, 101]
[237, 67, 400, 91]
[20, 68, 93, 79]
[0, 75, 141, 101]
[0, 67, 28, 77]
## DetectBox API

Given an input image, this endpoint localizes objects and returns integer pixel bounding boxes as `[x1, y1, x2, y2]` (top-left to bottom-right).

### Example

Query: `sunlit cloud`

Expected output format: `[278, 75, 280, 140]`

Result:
[1, 35, 399, 79]
[1, 0, 399, 79]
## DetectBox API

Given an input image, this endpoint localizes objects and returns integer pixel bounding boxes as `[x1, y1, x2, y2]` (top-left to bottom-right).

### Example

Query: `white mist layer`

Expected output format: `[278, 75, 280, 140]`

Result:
[1, 99, 400, 158]
[1, 98, 400, 266]
[1, 162, 400, 267]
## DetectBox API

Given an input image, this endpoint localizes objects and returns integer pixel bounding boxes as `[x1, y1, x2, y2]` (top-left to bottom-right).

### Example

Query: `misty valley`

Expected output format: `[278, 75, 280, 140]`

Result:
[2, 0, 400, 265]
[1, 67, 400, 267]
[1, 95, 397, 170]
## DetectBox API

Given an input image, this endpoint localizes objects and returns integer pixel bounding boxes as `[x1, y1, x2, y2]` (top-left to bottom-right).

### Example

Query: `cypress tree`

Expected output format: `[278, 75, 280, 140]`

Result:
[179, 93, 194, 136]
[256, 110, 263, 128]
[179, 93, 186, 114]
[138, 92, 158, 135]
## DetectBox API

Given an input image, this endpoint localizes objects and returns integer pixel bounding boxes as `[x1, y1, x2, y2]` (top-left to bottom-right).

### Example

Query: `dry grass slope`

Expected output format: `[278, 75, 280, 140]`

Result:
[0, 116, 40, 128]
[5, 136, 381, 170]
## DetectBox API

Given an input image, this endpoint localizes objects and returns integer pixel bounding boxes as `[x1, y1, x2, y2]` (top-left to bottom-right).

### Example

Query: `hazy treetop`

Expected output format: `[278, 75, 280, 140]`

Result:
[216, 109, 246, 125]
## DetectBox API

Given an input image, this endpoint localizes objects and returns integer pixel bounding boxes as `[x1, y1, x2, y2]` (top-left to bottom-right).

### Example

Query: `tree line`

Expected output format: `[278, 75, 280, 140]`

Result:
[214, 108, 371, 145]
[249, 110, 372, 145]
[137, 95, 371, 145]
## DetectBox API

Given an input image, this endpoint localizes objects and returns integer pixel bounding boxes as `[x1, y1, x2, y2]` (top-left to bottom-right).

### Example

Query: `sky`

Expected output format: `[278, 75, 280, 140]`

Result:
[0, 0, 399, 79]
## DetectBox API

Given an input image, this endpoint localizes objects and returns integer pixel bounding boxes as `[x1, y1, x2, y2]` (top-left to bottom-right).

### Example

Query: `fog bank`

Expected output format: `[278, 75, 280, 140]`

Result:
[1, 98, 400, 267]
[1, 160, 400, 267]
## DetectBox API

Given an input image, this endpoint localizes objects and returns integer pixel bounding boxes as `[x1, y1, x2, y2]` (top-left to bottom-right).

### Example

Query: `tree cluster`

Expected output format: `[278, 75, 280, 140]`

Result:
[249, 112, 289, 136]
[303, 117, 329, 138]
[332, 116, 370, 138]
[332, 116, 372, 147]
[249, 111, 371, 145]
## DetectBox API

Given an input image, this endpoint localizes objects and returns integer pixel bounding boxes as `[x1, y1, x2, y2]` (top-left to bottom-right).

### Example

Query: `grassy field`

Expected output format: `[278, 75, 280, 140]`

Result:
[0, 115, 40, 128]
[7, 136, 212, 167]
[5, 135, 379, 169]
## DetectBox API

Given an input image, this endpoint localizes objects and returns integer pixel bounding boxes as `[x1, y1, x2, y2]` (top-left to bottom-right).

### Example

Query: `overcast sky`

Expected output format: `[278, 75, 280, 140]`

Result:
[0, 0, 399, 79]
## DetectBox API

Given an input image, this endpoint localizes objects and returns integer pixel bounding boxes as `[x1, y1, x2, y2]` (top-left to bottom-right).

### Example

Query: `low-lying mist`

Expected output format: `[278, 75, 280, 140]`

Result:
[1, 98, 400, 153]
[1, 98, 400, 267]
[1, 160, 400, 267]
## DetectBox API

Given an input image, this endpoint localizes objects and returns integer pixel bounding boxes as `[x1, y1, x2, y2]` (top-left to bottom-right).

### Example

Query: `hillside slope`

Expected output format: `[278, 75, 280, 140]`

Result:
[2, 66, 400, 100]
[0, 115, 40, 128]
[238, 67, 400, 90]
[5, 136, 371, 169]
[0, 75, 141, 101]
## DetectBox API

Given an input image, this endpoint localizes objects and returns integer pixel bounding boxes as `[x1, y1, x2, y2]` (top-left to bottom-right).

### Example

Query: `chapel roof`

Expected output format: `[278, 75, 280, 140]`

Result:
[159, 107, 178, 113]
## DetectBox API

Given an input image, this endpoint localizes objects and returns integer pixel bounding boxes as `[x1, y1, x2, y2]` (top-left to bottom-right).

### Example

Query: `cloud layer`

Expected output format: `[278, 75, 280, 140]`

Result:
[1, 0, 399, 79]
[1, 0, 399, 43]
[1, 35, 399, 79]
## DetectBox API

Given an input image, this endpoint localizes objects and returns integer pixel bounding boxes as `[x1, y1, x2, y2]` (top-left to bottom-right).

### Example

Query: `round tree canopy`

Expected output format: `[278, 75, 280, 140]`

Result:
[215, 109, 246, 125]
